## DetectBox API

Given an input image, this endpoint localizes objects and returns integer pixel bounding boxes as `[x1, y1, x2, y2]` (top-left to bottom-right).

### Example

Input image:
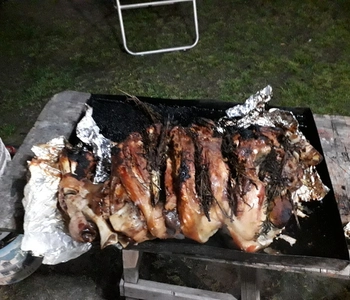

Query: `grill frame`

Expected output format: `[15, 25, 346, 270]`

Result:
[87, 93, 349, 270]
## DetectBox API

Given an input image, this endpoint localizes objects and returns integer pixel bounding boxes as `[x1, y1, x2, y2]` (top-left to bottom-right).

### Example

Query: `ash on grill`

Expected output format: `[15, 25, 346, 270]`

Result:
[55, 86, 328, 253]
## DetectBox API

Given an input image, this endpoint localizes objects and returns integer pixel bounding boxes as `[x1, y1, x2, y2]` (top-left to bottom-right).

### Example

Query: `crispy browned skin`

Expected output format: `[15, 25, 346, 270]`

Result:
[225, 180, 267, 252]
[58, 118, 326, 252]
[190, 124, 291, 252]
[164, 156, 177, 211]
[109, 155, 152, 244]
[222, 128, 271, 252]
[163, 155, 182, 237]
[170, 126, 222, 243]
[114, 132, 168, 239]
[190, 124, 231, 222]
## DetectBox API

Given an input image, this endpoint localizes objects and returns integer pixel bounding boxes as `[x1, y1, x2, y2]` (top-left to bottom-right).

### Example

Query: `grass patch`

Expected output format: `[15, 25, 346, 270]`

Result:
[0, 124, 16, 141]
[0, 0, 350, 144]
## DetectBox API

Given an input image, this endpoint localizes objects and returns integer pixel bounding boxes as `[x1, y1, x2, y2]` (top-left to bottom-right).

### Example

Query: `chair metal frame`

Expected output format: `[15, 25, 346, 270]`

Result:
[113, 0, 199, 55]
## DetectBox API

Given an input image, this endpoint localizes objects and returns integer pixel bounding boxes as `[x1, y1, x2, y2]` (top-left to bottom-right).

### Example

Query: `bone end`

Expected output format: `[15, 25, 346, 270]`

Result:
[100, 232, 120, 249]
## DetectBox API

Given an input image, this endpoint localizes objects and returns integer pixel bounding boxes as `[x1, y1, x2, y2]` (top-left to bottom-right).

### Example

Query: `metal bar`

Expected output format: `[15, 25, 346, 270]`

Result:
[120, 278, 238, 300]
[122, 250, 142, 284]
[240, 267, 260, 300]
[119, 0, 193, 10]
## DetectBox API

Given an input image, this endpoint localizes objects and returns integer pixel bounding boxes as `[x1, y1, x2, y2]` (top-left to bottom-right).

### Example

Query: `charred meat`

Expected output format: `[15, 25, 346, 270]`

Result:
[57, 116, 327, 252]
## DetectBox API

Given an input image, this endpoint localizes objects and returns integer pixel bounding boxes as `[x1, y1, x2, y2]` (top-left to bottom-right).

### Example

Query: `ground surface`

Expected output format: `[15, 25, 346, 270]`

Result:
[1, 0, 350, 299]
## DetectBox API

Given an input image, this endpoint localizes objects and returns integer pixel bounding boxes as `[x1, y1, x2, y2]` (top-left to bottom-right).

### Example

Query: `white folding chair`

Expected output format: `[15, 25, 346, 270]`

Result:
[113, 0, 199, 55]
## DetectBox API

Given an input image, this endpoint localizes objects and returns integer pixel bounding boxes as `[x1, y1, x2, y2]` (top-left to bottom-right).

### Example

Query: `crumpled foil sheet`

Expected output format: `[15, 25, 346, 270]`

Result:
[226, 85, 273, 119]
[21, 137, 91, 265]
[76, 105, 111, 183]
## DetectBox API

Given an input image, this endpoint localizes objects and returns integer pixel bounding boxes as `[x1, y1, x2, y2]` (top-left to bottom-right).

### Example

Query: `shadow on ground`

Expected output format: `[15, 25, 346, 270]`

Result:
[0, 246, 123, 300]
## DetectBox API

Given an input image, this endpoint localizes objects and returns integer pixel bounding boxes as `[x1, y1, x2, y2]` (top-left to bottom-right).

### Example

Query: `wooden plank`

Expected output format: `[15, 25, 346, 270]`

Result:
[240, 267, 260, 300]
[314, 114, 350, 224]
[120, 279, 237, 300]
[123, 250, 142, 284]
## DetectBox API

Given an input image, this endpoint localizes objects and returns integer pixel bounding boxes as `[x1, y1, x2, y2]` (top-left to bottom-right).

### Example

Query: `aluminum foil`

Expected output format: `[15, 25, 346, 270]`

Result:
[22, 106, 113, 265]
[220, 85, 297, 129]
[76, 105, 111, 183]
[226, 85, 273, 118]
[21, 137, 91, 265]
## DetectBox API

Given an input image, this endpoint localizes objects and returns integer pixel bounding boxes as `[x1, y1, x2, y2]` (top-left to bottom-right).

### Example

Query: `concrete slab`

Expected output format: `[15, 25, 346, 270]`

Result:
[0, 91, 90, 232]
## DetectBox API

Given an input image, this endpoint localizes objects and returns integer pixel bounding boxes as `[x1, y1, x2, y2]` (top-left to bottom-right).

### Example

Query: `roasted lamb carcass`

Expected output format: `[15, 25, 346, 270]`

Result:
[56, 99, 328, 253]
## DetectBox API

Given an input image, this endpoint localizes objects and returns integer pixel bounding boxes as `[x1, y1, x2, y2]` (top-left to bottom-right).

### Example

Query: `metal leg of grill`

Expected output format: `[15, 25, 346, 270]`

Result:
[113, 0, 199, 55]
[119, 249, 261, 300]
[240, 266, 260, 300]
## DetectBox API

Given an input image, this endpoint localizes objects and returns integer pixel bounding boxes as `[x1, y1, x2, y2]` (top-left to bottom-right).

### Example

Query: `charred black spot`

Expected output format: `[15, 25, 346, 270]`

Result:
[62, 146, 96, 180]
[195, 163, 213, 221]
[259, 148, 280, 182]
[188, 126, 216, 222]
[237, 127, 257, 140]
[221, 132, 239, 177]
[111, 146, 121, 156]
[179, 160, 190, 182]
[258, 148, 285, 200]
[212, 129, 223, 138]
[226, 176, 238, 216]
[259, 220, 274, 236]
